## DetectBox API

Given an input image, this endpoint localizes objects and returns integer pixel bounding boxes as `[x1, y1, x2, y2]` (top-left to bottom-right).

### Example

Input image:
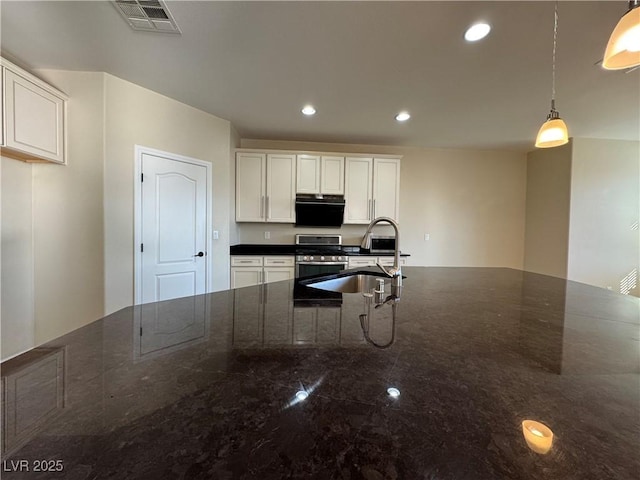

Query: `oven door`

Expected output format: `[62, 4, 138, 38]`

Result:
[296, 262, 347, 279]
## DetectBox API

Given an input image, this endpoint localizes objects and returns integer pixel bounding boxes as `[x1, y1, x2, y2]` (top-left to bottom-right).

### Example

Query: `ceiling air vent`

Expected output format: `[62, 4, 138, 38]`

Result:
[112, 0, 181, 34]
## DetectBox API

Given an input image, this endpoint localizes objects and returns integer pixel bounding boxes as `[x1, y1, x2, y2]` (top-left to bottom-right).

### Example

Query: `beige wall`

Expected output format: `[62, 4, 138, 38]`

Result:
[31, 70, 106, 345]
[523, 141, 572, 278]
[568, 138, 639, 294]
[1, 158, 34, 359]
[104, 74, 233, 315]
[1, 70, 106, 360]
[239, 139, 528, 268]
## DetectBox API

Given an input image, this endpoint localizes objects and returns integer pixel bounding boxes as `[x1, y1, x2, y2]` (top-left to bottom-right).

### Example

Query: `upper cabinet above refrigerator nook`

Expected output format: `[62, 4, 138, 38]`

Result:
[1, 57, 67, 165]
[296, 155, 345, 195]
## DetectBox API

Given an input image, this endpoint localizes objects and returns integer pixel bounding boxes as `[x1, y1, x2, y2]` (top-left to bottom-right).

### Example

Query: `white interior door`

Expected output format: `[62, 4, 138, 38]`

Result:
[140, 152, 208, 304]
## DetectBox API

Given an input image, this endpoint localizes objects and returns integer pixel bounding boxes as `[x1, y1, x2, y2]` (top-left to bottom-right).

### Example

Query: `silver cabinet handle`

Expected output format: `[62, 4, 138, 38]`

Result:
[266, 196, 270, 220]
[373, 199, 376, 218]
[261, 195, 265, 218]
[368, 199, 372, 220]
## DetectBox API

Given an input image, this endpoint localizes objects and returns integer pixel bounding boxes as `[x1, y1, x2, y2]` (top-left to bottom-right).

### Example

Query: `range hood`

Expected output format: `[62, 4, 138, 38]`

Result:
[295, 195, 345, 227]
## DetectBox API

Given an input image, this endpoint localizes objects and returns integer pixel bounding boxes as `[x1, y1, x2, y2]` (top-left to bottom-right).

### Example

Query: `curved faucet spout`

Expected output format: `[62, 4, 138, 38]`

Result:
[360, 216, 402, 283]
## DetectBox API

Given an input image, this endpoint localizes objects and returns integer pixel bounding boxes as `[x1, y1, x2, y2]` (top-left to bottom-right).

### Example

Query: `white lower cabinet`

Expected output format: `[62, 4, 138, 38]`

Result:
[348, 256, 407, 269]
[230, 256, 295, 288]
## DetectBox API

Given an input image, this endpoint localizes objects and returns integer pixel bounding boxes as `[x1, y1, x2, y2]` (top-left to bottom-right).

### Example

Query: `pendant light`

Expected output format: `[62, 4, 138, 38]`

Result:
[535, 1, 569, 149]
[603, 1, 640, 70]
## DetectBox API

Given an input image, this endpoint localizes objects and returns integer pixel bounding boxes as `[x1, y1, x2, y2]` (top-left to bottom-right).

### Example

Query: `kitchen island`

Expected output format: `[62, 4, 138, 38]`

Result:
[1, 267, 638, 479]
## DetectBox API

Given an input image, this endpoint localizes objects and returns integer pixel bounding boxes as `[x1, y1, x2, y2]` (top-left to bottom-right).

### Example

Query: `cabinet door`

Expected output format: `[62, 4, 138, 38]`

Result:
[0, 67, 3, 147]
[344, 157, 373, 224]
[296, 154, 320, 194]
[373, 158, 400, 222]
[230, 267, 263, 288]
[320, 156, 344, 194]
[236, 153, 266, 222]
[266, 153, 296, 223]
[263, 266, 295, 284]
[3, 69, 65, 163]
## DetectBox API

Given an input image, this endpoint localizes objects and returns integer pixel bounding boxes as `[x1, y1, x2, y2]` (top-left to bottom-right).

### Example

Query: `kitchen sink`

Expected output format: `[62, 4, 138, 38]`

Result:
[305, 272, 391, 294]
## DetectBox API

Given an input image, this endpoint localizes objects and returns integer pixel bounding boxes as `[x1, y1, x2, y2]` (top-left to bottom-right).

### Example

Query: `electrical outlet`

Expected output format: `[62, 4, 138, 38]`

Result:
[264, 231, 271, 240]
[424, 233, 430, 241]
[213, 230, 219, 240]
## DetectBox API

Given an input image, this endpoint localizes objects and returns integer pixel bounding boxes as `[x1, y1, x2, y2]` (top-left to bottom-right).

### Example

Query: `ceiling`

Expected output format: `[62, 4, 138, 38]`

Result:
[1, 1, 638, 151]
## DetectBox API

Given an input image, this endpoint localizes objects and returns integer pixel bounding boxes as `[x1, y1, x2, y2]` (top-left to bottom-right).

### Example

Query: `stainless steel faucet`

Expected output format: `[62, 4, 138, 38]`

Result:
[360, 216, 402, 285]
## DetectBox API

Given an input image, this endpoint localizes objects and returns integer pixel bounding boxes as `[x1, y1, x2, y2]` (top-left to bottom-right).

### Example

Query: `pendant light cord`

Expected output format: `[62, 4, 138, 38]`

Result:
[551, 0, 558, 112]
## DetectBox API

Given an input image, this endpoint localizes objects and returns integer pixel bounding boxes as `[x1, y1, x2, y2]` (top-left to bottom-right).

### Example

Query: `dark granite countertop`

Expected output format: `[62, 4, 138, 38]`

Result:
[2, 267, 639, 479]
[230, 243, 410, 256]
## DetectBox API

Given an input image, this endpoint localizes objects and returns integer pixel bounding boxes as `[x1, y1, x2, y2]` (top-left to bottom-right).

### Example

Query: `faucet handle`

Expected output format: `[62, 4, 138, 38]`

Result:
[376, 262, 393, 277]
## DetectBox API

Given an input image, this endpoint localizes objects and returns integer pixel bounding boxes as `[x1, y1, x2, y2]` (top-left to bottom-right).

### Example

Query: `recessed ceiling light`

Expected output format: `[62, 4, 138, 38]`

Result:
[464, 23, 491, 42]
[301, 105, 316, 116]
[395, 112, 411, 122]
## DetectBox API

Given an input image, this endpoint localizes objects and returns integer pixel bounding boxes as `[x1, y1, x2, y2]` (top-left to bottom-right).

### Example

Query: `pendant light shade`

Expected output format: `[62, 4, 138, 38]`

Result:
[535, 1, 569, 149]
[603, 1, 640, 70]
[535, 111, 569, 148]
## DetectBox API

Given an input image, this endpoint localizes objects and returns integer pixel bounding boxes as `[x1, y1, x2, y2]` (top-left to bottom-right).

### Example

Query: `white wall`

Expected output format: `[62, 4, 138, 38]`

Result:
[568, 138, 639, 294]
[104, 74, 233, 315]
[1, 158, 34, 359]
[523, 142, 573, 278]
[239, 139, 528, 268]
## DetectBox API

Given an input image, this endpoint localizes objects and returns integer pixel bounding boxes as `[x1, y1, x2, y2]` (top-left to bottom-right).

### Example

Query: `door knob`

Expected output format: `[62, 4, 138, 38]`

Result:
[194, 251, 204, 257]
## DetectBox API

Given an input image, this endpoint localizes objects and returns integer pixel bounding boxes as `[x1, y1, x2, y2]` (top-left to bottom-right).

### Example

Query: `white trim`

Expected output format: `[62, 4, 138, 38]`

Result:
[134, 145, 213, 306]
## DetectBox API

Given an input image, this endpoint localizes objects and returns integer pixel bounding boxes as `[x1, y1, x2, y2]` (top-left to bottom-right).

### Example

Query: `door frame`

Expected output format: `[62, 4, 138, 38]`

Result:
[133, 145, 213, 305]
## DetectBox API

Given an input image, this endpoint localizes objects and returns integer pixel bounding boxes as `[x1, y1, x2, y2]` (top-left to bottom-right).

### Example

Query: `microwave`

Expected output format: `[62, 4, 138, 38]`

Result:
[369, 235, 397, 254]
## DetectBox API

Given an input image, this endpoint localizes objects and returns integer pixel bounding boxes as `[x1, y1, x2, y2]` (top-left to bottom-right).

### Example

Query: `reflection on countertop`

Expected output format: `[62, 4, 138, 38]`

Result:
[1, 267, 638, 479]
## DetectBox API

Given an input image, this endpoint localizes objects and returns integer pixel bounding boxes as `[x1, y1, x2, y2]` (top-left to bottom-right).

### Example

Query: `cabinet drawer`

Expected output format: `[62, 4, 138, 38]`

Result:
[348, 257, 377, 268]
[231, 256, 263, 267]
[378, 256, 407, 266]
[264, 256, 295, 267]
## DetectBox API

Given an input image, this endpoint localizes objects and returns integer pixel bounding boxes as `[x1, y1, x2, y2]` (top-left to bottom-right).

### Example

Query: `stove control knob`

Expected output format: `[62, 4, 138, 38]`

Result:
[309, 256, 314, 261]
[338, 256, 344, 261]
[303, 256, 309, 261]
[331, 256, 336, 261]
[320, 256, 325, 261]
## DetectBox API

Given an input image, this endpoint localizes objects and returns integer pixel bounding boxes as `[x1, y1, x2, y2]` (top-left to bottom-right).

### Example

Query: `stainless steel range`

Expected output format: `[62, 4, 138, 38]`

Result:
[294, 234, 348, 278]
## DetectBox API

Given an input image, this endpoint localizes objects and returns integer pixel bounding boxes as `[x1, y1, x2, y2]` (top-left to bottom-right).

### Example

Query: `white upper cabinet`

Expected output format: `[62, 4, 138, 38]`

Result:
[296, 154, 320, 193]
[1, 58, 67, 164]
[236, 152, 296, 223]
[372, 158, 401, 221]
[344, 157, 373, 224]
[344, 157, 400, 224]
[266, 153, 296, 222]
[296, 154, 344, 195]
[320, 156, 344, 194]
[236, 152, 266, 222]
